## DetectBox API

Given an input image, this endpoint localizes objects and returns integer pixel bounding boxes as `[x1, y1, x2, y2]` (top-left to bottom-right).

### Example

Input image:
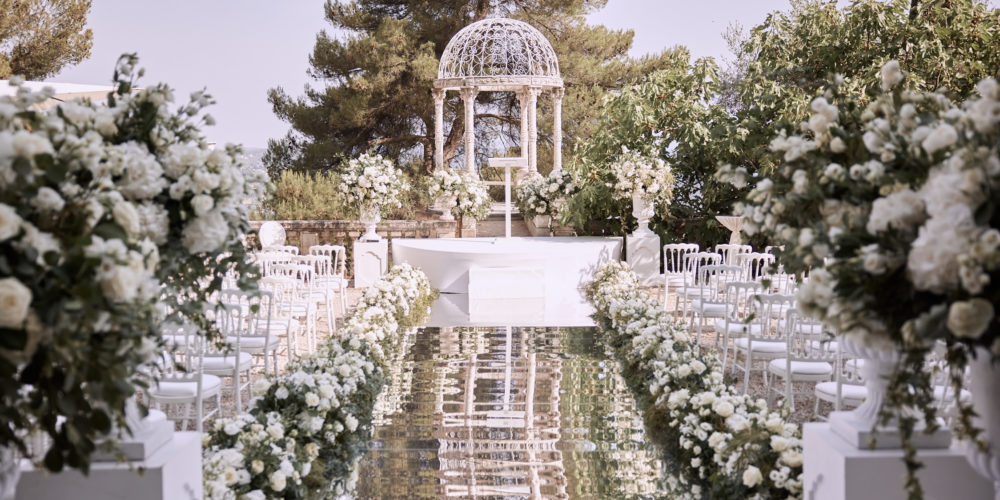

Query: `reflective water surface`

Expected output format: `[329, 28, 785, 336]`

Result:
[357, 326, 667, 499]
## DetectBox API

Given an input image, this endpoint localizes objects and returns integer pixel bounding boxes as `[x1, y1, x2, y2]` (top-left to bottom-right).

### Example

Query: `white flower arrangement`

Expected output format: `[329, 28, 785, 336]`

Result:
[717, 60, 1000, 495]
[338, 152, 409, 215]
[607, 147, 675, 205]
[427, 168, 491, 221]
[515, 169, 577, 219]
[0, 54, 263, 471]
[586, 261, 803, 499]
[202, 264, 435, 499]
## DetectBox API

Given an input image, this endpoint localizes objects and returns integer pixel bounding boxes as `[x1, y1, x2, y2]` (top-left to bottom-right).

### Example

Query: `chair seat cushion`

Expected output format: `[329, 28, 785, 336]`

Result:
[713, 319, 763, 336]
[778, 319, 825, 335]
[227, 336, 280, 350]
[255, 318, 296, 333]
[691, 300, 726, 316]
[152, 374, 221, 398]
[814, 381, 867, 402]
[808, 340, 839, 353]
[845, 358, 865, 376]
[733, 338, 787, 353]
[768, 359, 834, 377]
[203, 352, 254, 373]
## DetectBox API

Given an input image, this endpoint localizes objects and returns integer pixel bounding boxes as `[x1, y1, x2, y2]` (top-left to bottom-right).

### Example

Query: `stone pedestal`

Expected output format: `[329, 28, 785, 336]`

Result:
[626, 232, 660, 286]
[353, 239, 388, 288]
[803, 423, 992, 500]
[17, 431, 203, 500]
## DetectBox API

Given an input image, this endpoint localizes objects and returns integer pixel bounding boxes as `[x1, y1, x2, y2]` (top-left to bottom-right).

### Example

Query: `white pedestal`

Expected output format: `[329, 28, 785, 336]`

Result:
[17, 431, 203, 500]
[803, 423, 992, 500]
[626, 232, 660, 286]
[353, 239, 388, 288]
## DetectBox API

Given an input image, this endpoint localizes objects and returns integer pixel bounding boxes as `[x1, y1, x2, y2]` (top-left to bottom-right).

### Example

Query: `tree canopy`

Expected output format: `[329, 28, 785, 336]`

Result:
[264, 0, 678, 176]
[0, 0, 93, 80]
[569, 0, 1000, 246]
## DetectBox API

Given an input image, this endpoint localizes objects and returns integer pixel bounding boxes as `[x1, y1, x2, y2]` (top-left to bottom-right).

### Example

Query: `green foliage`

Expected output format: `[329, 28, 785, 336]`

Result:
[257, 162, 433, 221]
[570, 0, 1000, 251]
[0, 0, 93, 79]
[264, 0, 678, 177]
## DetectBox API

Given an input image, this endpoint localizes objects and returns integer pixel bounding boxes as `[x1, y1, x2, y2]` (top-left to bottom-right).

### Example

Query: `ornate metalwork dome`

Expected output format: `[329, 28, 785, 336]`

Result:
[435, 18, 563, 90]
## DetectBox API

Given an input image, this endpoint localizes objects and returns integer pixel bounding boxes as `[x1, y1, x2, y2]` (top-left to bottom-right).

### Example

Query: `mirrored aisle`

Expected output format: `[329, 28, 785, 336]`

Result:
[356, 326, 667, 499]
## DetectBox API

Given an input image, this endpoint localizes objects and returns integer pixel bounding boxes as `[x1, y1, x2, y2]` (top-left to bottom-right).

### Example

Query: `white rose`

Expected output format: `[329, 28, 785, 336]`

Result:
[182, 209, 229, 254]
[921, 123, 958, 155]
[742, 465, 763, 488]
[782, 449, 804, 468]
[269, 471, 286, 492]
[947, 299, 994, 340]
[0, 203, 22, 241]
[31, 187, 65, 212]
[266, 423, 284, 440]
[770, 435, 789, 452]
[713, 400, 735, 418]
[250, 460, 264, 474]
[223, 421, 241, 436]
[344, 414, 359, 432]
[190, 194, 214, 216]
[0, 277, 32, 328]
[305, 392, 320, 407]
[100, 264, 141, 302]
[112, 200, 141, 238]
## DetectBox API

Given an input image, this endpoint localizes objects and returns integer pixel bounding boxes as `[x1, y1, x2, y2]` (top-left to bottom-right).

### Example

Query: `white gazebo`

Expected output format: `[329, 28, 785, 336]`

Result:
[433, 17, 564, 174]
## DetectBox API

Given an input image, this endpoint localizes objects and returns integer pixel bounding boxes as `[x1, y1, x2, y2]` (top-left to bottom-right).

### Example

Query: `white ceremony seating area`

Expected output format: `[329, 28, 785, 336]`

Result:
[661, 242, 970, 423]
[147, 242, 350, 432]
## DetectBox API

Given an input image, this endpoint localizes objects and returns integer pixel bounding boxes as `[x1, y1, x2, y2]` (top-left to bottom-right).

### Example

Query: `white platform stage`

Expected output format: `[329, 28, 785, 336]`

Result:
[392, 236, 622, 295]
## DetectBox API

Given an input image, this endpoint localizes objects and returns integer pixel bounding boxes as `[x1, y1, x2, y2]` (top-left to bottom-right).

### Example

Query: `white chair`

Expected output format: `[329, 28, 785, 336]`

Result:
[295, 254, 337, 336]
[309, 244, 349, 315]
[262, 245, 299, 255]
[688, 264, 741, 343]
[736, 252, 775, 282]
[258, 221, 286, 247]
[263, 273, 311, 355]
[272, 263, 319, 352]
[254, 251, 294, 277]
[767, 309, 835, 410]
[150, 321, 222, 432]
[733, 293, 795, 394]
[662, 243, 699, 311]
[677, 252, 722, 320]
[238, 288, 283, 375]
[715, 281, 763, 372]
[814, 343, 868, 419]
[203, 298, 256, 414]
[715, 243, 752, 266]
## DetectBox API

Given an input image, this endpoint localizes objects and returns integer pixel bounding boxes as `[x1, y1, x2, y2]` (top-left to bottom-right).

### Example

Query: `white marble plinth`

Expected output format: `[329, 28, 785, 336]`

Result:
[353, 239, 388, 288]
[803, 423, 992, 500]
[626, 232, 660, 286]
[17, 431, 203, 500]
[829, 410, 951, 449]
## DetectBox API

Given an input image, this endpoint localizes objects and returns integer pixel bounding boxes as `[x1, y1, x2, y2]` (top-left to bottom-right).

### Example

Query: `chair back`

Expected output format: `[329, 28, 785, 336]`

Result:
[784, 309, 836, 363]
[749, 293, 795, 342]
[722, 281, 763, 324]
[715, 243, 753, 265]
[697, 264, 741, 302]
[309, 244, 347, 278]
[683, 252, 721, 286]
[663, 243, 699, 275]
[262, 245, 299, 255]
[737, 252, 776, 282]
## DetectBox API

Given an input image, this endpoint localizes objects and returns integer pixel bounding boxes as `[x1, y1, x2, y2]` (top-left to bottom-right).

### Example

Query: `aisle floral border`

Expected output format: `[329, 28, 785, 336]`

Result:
[586, 261, 803, 499]
[202, 264, 436, 499]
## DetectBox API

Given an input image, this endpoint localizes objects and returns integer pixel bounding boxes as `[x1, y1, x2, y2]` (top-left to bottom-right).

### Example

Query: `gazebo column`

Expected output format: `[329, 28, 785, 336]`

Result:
[527, 86, 542, 173]
[460, 86, 477, 175]
[433, 88, 445, 169]
[552, 87, 564, 171]
[517, 88, 529, 160]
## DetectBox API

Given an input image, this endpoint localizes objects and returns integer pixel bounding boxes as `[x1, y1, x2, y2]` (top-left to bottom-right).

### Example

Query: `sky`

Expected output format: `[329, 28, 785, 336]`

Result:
[44, 0, 938, 149]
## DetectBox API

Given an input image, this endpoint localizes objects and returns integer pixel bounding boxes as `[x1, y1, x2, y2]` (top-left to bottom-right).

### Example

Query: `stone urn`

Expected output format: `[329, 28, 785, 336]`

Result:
[631, 193, 655, 236]
[359, 203, 382, 242]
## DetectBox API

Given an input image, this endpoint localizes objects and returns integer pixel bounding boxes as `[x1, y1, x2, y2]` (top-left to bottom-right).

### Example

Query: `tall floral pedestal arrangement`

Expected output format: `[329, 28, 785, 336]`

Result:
[428, 168, 490, 238]
[607, 148, 674, 285]
[719, 62, 1000, 497]
[515, 169, 579, 238]
[340, 153, 407, 286]
[966, 347, 1000, 499]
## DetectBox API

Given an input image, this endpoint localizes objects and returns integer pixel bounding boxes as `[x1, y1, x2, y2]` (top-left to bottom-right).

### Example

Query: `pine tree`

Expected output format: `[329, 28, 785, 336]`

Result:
[0, 0, 93, 80]
[264, 0, 677, 176]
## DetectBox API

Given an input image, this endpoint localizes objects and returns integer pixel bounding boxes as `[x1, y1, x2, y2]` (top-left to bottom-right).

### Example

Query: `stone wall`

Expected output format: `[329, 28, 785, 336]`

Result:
[249, 218, 477, 277]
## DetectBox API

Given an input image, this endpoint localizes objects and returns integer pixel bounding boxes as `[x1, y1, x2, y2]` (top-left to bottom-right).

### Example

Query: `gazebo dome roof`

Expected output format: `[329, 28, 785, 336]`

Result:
[435, 18, 563, 91]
